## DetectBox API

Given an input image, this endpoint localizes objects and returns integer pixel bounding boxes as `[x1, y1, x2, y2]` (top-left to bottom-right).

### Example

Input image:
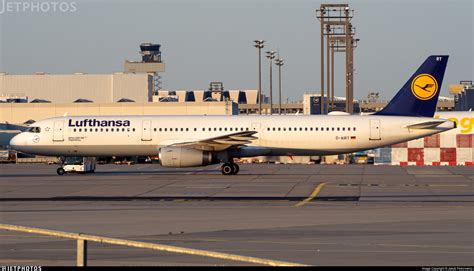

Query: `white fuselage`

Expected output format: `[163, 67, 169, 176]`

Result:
[10, 115, 455, 157]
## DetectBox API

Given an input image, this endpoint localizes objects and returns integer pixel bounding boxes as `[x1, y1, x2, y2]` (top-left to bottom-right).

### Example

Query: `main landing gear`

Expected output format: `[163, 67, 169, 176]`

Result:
[221, 163, 239, 175]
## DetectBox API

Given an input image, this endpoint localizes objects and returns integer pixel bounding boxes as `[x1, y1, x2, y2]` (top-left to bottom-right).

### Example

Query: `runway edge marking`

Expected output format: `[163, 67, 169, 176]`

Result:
[294, 182, 327, 207]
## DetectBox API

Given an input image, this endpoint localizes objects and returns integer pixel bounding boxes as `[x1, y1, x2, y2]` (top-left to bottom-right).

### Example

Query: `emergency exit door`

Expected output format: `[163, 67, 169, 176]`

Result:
[141, 120, 152, 141]
[369, 119, 381, 140]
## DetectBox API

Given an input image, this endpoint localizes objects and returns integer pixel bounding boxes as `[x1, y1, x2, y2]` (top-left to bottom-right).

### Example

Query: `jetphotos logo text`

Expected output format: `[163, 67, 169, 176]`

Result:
[0, 0, 77, 14]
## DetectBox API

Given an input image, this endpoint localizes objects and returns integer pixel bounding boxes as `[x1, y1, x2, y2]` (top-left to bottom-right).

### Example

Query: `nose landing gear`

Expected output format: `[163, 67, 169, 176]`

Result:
[221, 163, 239, 175]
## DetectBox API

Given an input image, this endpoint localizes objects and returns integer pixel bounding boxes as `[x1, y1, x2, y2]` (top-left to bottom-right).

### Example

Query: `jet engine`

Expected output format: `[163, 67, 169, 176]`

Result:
[158, 147, 218, 167]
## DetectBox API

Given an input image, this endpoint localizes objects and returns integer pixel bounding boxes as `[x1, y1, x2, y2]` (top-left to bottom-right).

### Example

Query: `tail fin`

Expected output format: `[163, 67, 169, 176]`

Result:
[374, 55, 448, 117]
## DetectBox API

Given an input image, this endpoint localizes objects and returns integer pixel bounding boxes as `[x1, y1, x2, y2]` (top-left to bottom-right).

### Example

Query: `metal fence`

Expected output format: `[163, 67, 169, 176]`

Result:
[0, 223, 305, 267]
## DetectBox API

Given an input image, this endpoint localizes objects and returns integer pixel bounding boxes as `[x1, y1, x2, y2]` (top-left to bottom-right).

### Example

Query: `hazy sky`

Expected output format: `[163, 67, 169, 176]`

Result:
[0, 0, 472, 101]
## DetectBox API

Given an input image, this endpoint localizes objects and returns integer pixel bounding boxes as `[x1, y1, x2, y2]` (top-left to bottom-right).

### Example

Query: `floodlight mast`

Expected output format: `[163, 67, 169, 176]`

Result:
[253, 40, 265, 115]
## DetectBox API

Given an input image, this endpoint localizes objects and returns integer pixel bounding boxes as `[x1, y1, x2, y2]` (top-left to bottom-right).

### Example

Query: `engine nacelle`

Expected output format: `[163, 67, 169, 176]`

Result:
[158, 147, 218, 167]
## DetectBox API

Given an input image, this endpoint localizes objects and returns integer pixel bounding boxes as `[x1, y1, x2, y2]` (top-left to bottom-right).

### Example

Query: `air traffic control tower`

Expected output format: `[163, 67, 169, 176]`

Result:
[124, 43, 165, 96]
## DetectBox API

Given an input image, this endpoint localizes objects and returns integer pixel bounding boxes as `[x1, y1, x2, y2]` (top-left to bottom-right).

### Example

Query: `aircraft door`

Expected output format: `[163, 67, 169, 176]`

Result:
[369, 119, 381, 140]
[141, 120, 152, 141]
[53, 120, 64, 142]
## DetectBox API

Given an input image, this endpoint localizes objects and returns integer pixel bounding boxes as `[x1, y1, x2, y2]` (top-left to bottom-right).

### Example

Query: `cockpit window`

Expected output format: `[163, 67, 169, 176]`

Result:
[27, 127, 41, 133]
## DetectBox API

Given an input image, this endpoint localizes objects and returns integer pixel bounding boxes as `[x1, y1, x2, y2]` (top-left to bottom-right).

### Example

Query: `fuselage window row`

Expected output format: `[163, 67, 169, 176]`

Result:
[71, 126, 356, 133]
[266, 127, 356, 132]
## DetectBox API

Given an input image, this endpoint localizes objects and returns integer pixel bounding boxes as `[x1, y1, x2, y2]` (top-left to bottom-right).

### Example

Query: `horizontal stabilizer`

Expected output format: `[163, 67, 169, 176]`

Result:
[405, 120, 447, 129]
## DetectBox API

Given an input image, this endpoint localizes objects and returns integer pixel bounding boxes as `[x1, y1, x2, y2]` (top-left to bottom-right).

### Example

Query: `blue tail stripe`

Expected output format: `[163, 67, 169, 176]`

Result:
[374, 55, 448, 117]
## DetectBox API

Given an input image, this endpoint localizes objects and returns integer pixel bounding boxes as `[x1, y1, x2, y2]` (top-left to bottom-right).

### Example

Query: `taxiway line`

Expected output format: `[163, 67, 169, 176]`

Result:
[294, 182, 327, 207]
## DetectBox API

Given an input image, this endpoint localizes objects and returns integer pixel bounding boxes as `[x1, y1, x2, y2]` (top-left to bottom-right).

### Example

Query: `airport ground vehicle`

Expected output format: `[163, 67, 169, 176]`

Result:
[57, 156, 96, 175]
[0, 150, 16, 163]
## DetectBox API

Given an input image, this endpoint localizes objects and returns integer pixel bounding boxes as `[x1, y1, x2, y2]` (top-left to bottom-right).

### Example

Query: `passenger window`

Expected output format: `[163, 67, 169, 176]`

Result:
[353, 127, 356, 131]
[342, 127, 345, 131]
[133, 128, 136, 132]
[283, 128, 286, 131]
[289, 128, 292, 131]
[79, 128, 82, 132]
[214, 128, 217, 131]
[332, 127, 334, 131]
[96, 128, 99, 132]
[180, 128, 183, 131]
[101, 128, 104, 132]
[267, 128, 270, 131]
[154, 128, 156, 132]
[315, 128, 318, 131]
[111, 128, 114, 132]
[326, 128, 329, 131]
[337, 127, 340, 131]
[186, 128, 189, 131]
[347, 127, 351, 131]
[299, 128, 302, 131]
[310, 127, 313, 131]
[106, 129, 109, 132]
[73, 128, 77, 132]
[278, 127, 281, 131]
[246, 128, 249, 131]
[127, 128, 130, 132]
[273, 128, 276, 131]
[219, 128, 222, 131]
[159, 128, 162, 132]
[305, 127, 308, 131]
[84, 128, 88, 132]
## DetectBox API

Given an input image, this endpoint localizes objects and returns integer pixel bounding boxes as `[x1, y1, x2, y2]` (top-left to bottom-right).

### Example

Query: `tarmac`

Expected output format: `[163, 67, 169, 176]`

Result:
[0, 163, 473, 266]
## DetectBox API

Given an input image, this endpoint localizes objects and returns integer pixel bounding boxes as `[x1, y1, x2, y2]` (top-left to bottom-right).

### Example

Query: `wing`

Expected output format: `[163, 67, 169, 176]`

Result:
[167, 131, 258, 151]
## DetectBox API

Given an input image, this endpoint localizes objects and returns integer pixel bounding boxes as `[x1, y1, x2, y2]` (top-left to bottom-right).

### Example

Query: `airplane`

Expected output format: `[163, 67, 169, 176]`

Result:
[9, 55, 456, 175]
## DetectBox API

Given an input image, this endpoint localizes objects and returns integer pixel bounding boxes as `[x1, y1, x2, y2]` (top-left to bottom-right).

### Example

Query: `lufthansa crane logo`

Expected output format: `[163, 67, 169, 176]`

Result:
[411, 74, 438, 100]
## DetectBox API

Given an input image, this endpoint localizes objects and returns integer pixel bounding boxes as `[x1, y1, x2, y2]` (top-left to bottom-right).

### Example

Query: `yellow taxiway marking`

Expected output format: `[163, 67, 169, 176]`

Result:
[294, 182, 327, 207]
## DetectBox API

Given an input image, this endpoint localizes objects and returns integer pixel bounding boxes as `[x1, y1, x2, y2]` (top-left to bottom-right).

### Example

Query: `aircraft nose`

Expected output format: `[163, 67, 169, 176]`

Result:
[9, 133, 27, 150]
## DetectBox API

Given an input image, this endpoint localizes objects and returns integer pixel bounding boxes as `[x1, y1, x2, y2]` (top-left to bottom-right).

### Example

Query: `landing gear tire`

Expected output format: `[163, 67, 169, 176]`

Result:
[232, 163, 240, 174]
[221, 163, 239, 175]
[57, 168, 66, 176]
[221, 163, 234, 175]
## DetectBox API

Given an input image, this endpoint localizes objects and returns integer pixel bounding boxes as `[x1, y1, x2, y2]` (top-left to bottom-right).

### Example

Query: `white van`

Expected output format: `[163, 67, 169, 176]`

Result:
[57, 157, 97, 175]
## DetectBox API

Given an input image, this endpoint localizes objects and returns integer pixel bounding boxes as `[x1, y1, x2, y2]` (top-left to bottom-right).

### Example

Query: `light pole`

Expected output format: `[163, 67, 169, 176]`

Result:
[275, 57, 284, 115]
[254, 40, 265, 115]
[266, 51, 276, 115]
